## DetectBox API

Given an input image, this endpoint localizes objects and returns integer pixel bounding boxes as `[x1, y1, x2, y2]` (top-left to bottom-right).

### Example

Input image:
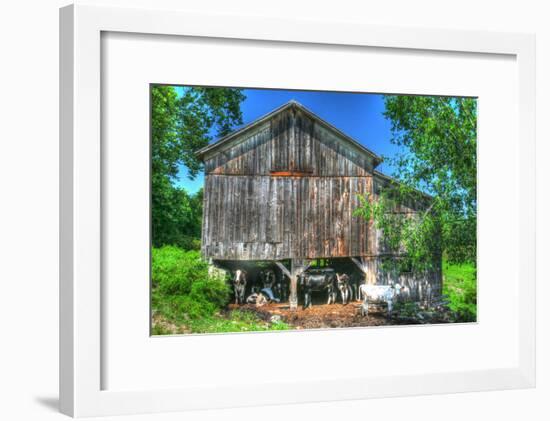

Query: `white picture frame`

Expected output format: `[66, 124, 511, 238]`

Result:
[59, 2, 536, 417]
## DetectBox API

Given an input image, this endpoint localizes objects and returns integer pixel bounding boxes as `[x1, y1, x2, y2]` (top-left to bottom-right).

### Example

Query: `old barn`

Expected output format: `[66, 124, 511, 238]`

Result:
[196, 100, 441, 308]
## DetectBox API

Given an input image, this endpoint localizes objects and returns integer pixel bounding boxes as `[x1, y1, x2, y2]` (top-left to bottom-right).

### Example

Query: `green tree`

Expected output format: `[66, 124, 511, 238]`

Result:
[151, 85, 245, 248]
[151, 178, 202, 249]
[356, 95, 477, 268]
[177, 87, 246, 178]
[152, 85, 246, 183]
[151, 85, 179, 188]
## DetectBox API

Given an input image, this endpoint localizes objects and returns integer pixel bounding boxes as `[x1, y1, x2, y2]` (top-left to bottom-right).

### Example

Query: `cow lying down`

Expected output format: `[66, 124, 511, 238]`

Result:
[246, 287, 280, 307]
[359, 284, 402, 316]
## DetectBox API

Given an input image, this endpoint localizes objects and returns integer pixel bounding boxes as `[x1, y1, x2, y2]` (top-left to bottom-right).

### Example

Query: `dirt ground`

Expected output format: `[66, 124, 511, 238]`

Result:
[228, 299, 392, 329]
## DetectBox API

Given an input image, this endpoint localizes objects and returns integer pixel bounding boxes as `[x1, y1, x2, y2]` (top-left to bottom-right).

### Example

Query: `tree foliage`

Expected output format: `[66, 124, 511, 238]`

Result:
[151, 85, 245, 248]
[152, 85, 246, 182]
[355, 191, 441, 272]
[176, 87, 246, 178]
[151, 179, 203, 249]
[356, 95, 477, 268]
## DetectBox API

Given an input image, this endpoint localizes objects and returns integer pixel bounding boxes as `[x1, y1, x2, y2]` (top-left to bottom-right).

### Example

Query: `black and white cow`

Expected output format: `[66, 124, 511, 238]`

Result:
[246, 291, 268, 307]
[248, 275, 262, 295]
[246, 287, 279, 307]
[336, 273, 352, 305]
[233, 269, 247, 305]
[298, 268, 337, 309]
[274, 275, 288, 302]
[259, 268, 276, 290]
[270, 269, 288, 302]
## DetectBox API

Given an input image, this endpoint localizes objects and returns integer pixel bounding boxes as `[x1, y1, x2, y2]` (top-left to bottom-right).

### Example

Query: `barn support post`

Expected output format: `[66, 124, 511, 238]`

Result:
[289, 274, 299, 310]
[276, 259, 310, 310]
[290, 259, 311, 310]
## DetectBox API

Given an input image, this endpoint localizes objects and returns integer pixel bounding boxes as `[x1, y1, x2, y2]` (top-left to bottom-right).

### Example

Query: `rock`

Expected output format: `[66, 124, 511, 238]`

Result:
[270, 315, 282, 323]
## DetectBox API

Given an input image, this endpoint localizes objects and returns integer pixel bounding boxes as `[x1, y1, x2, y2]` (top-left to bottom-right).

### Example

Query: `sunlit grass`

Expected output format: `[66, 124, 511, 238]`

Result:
[442, 261, 477, 322]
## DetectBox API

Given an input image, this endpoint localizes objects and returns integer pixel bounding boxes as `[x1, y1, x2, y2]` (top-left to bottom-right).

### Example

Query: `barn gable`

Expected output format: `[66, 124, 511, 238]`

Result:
[198, 100, 382, 177]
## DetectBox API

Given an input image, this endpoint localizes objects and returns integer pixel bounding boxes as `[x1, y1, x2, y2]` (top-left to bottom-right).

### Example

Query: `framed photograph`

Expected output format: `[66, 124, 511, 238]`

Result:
[60, 3, 535, 417]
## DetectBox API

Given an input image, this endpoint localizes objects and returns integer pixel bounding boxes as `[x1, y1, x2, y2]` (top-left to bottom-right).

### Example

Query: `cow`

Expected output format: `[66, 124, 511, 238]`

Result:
[298, 268, 337, 309]
[246, 287, 279, 307]
[259, 268, 276, 290]
[273, 274, 288, 302]
[336, 273, 352, 305]
[359, 283, 402, 316]
[233, 269, 247, 305]
[246, 291, 268, 307]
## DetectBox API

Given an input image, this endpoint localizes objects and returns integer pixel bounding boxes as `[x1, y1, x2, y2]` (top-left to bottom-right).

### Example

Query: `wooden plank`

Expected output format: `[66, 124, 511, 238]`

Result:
[350, 257, 364, 272]
[276, 177, 284, 245]
[283, 177, 290, 257]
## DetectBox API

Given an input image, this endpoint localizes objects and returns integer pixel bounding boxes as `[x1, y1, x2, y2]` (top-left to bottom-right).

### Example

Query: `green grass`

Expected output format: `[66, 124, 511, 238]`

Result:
[184, 310, 289, 334]
[152, 308, 290, 335]
[442, 261, 477, 322]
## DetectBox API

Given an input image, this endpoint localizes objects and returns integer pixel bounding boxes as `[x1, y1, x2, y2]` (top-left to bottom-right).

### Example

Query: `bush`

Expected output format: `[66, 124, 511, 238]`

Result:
[152, 246, 207, 294]
[152, 246, 231, 324]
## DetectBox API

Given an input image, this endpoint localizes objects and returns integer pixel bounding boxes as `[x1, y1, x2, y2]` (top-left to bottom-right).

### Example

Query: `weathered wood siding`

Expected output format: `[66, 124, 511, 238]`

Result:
[202, 174, 373, 260]
[201, 106, 379, 261]
[203, 108, 376, 177]
[373, 257, 443, 301]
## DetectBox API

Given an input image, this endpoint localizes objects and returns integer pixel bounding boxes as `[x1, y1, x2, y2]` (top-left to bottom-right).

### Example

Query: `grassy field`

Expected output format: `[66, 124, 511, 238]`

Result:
[442, 261, 477, 322]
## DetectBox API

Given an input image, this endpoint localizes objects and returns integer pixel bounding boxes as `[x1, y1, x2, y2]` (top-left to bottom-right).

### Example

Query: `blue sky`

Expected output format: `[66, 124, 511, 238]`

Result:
[174, 87, 399, 194]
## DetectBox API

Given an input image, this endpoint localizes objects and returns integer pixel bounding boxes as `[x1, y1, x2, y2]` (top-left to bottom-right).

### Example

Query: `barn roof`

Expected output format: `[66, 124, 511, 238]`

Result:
[196, 100, 383, 166]
[373, 170, 434, 201]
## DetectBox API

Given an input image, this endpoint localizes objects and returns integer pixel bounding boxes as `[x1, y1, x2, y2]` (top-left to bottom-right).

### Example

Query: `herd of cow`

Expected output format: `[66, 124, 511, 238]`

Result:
[232, 267, 403, 316]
